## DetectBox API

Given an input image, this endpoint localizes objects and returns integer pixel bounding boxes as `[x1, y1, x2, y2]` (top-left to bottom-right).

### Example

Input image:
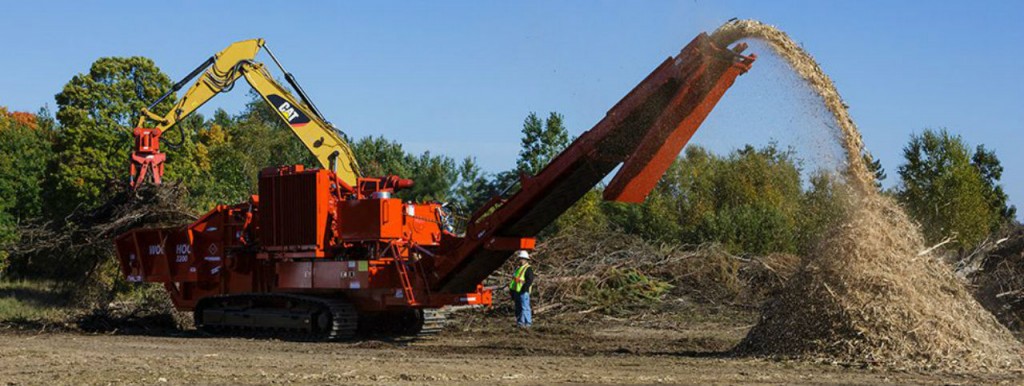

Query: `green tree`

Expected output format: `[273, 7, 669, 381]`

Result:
[554, 189, 610, 233]
[450, 157, 492, 211]
[48, 57, 199, 216]
[972, 144, 1016, 222]
[236, 90, 317, 169]
[352, 135, 413, 178]
[651, 146, 719, 241]
[863, 152, 887, 189]
[188, 92, 324, 209]
[697, 144, 803, 254]
[350, 135, 470, 204]
[897, 129, 1011, 247]
[603, 144, 806, 254]
[405, 152, 459, 202]
[189, 121, 251, 209]
[516, 112, 570, 175]
[796, 171, 850, 254]
[477, 111, 573, 213]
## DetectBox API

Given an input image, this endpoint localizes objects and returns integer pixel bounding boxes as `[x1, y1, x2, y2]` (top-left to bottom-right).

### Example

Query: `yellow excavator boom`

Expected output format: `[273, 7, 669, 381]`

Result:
[131, 39, 361, 187]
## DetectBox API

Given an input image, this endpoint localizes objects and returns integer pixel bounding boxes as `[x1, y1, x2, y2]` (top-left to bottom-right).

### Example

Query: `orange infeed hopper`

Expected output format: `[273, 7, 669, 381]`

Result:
[114, 226, 230, 284]
[113, 201, 258, 310]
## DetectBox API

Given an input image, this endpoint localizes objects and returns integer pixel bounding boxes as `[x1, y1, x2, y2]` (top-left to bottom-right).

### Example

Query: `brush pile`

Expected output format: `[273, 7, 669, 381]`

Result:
[967, 226, 1024, 339]
[528, 228, 800, 316]
[13, 183, 195, 302]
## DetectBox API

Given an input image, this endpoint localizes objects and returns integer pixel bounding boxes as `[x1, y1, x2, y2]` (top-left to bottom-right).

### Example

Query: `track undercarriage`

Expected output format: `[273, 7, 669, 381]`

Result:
[194, 293, 447, 341]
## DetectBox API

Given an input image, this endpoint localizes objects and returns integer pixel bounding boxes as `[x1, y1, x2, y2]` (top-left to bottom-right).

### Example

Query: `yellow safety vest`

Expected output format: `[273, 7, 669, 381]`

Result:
[509, 263, 531, 293]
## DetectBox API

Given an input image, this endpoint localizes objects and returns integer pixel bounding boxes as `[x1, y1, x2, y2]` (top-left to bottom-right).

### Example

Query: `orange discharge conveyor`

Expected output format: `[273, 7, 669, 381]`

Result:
[113, 32, 754, 340]
[432, 33, 755, 293]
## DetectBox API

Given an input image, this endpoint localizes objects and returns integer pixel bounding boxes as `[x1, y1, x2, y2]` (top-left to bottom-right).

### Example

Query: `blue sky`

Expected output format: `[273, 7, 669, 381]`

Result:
[2, 1, 1022, 213]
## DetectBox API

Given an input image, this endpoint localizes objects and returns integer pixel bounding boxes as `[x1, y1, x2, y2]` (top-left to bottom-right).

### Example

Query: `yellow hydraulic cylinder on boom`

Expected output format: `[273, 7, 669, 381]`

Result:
[130, 39, 361, 188]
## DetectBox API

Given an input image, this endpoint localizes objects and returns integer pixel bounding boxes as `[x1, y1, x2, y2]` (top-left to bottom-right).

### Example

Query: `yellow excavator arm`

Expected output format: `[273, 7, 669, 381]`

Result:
[132, 39, 361, 187]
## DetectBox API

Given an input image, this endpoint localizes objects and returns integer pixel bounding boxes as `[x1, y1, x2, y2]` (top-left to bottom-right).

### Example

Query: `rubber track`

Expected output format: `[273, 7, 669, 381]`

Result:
[195, 293, 358, 341]
[417, 308, 448, 337]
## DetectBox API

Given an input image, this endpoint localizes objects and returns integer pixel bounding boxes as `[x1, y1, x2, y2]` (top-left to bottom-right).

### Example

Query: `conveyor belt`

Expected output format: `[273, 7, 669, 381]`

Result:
[436, 33, 755, 293]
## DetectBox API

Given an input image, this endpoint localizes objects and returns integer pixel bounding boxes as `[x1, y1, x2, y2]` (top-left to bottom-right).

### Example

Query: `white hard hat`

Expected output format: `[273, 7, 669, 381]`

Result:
[516, 250, 531, 260]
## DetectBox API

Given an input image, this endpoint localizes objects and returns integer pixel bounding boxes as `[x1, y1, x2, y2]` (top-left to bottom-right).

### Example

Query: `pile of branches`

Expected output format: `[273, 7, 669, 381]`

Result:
[11, 183, 196, 304]
[523, 227, 800, 317]
[75, 285, 193, 334]
[965, 226, 1024, 338]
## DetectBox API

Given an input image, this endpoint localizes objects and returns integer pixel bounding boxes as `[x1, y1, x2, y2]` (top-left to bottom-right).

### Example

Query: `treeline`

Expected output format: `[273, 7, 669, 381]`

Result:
[0, 56, 1017, 278]
[554, 131, 1016, 254]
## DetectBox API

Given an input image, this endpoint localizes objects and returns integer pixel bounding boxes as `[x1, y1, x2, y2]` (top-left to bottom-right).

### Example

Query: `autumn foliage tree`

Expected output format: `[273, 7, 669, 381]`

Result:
[0, 108, 54, 272]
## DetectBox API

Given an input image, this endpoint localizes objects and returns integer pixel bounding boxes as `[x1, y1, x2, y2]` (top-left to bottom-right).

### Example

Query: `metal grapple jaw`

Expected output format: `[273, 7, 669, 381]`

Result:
[129, 127, 166, 189]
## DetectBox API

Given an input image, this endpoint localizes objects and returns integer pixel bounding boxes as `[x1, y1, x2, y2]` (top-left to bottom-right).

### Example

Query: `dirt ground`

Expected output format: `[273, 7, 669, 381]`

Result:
[1, 310, 1021, 385]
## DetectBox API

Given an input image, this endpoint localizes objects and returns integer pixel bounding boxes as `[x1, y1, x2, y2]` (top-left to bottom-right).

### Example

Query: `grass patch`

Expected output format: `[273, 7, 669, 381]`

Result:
[0, 280, 73, 325]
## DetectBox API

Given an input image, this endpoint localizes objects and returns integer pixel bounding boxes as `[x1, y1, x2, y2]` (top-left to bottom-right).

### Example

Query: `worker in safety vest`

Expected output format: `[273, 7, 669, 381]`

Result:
[509, 250, 535, 328]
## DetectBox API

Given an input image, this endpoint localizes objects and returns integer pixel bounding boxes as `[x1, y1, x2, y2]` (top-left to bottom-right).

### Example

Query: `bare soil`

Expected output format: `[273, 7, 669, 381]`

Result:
[1, 310, 1020, 385]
